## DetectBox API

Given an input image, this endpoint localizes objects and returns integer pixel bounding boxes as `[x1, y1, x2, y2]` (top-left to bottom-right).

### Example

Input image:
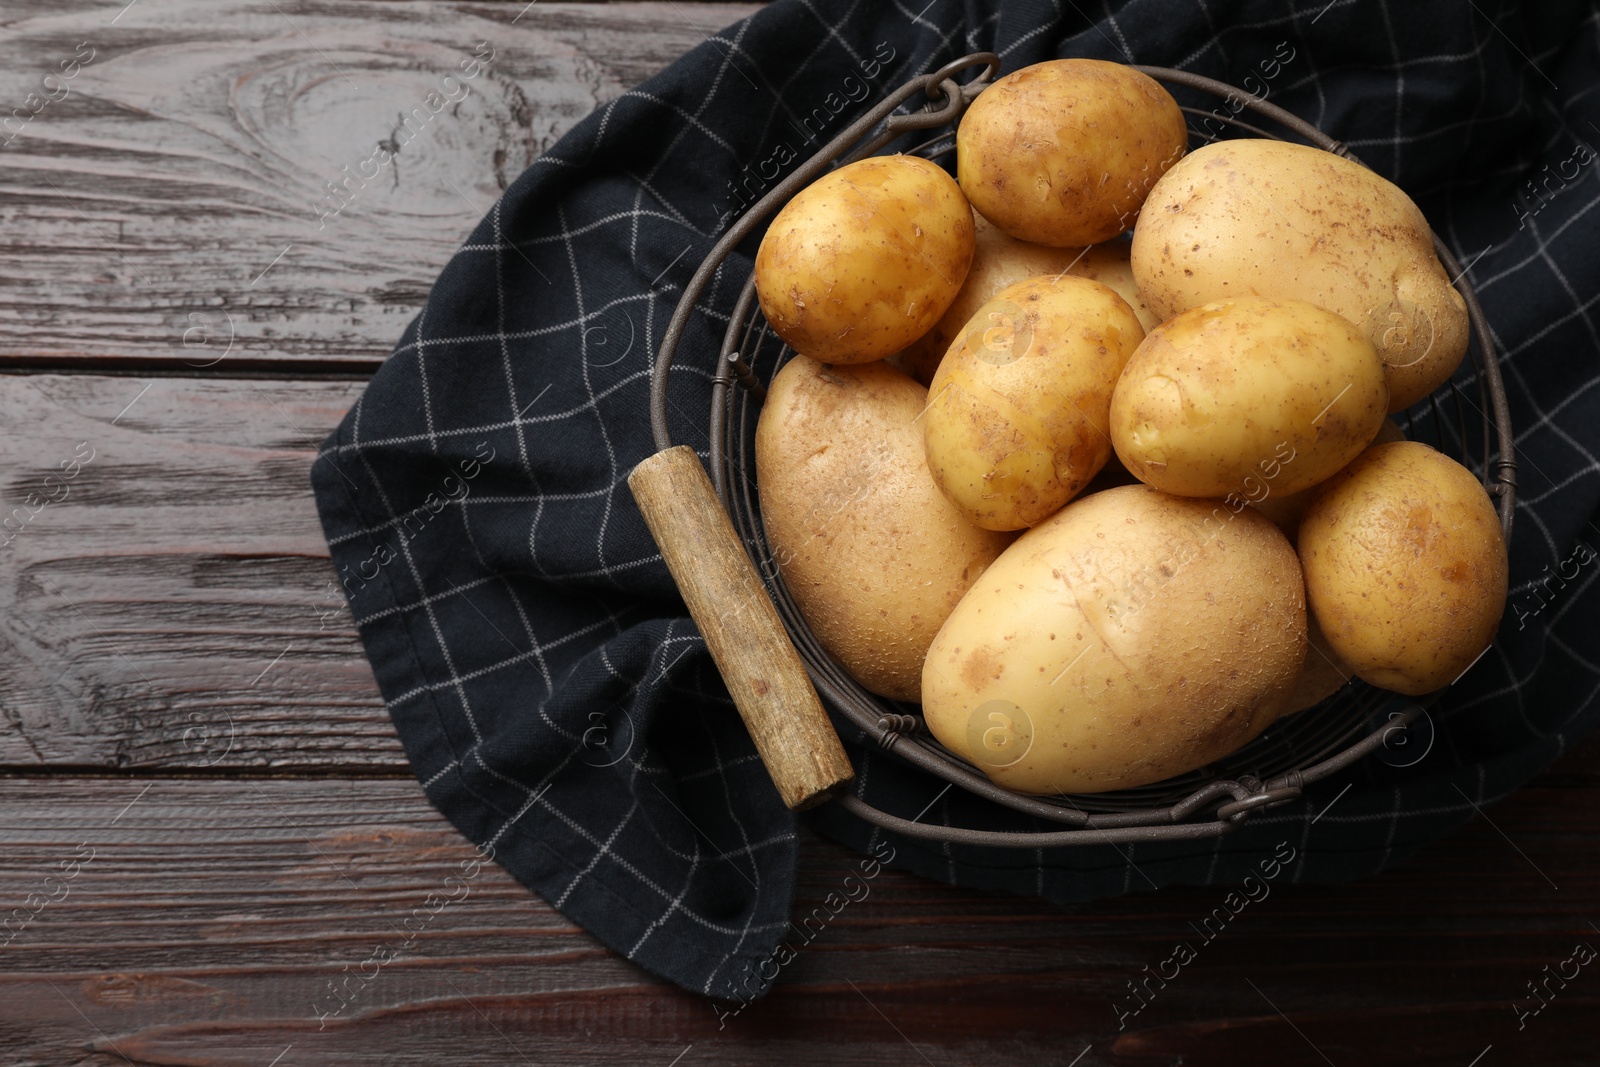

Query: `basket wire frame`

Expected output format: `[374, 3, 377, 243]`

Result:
[648, 55, 1518, 847]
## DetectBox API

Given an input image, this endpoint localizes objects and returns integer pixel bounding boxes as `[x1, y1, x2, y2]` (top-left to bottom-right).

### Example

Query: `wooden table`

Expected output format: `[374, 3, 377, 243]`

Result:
[1, 3, 1594, 1063]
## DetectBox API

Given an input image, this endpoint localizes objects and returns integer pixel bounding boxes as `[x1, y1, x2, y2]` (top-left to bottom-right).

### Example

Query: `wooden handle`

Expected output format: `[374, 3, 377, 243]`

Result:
[629, 445, 854, 811]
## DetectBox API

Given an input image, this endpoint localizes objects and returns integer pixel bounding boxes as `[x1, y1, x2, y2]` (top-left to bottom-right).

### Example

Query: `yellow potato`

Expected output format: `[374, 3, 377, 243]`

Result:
[1065, 238, 1162, 333]
[1131, 139, 1468, 411]
[922, 484, 1305, 794]
[1110, 297, 1389, 499]
[1253, 418, 1405, 540]
[1279, 610, 1353, 716]
[892, 214, 1090, 385]
[1299, 441, 1508, 695]
[957, 59, 1188, 247]
[755, 355, 1012, 702]
[893, 219, 1163, 386]
[755, 155, 974, 364]
[923, 275, 1145, 531]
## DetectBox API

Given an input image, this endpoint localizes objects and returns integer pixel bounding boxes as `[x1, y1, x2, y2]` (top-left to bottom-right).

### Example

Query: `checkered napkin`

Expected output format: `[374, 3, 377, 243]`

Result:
[310, 0, 1600, 1000]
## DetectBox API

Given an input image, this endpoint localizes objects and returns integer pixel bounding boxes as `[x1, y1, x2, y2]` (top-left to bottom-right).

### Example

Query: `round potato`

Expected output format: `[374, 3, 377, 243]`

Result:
[1299, 441, 1508, 695]
[922, 484, 1306, 794]
[1130, 139, 1468, 411]
[756, 355, 1012, 702]
[924, 275, 1145, 531]
[755, 155, 975, 364]
[892, 213, 1092, 385]
[1253, 418, 1406, 540]
[1110, 297, 1389, 499]
[895, 222, 1161, 387]
[957, 59, 1187, 247]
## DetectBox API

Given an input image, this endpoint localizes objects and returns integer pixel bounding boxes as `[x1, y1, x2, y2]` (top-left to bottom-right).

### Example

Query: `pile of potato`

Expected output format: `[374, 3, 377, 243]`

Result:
[751, 59, 1508, 795]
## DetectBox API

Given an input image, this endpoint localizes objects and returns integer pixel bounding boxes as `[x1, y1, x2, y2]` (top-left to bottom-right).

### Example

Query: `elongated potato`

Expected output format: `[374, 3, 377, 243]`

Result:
[1299, 442, 1508, 695]
[924, 275, 1145, 530]
[1110, 297, 1389, 499]
[756, 356, 1012, 702]
[1130, 139, 1468, 411]
[755, 155, 975, 364]
[922, 484, 1305, 794]
[958, 59, 1188, 247]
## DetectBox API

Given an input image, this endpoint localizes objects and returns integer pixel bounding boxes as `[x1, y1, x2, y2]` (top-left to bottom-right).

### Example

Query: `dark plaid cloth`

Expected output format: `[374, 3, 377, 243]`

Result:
[310, 0, 1600, 1000]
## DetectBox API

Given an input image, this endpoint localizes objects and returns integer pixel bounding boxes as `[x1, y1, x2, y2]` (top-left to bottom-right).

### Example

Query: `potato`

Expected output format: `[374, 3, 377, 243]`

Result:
[894, 219, 1163, 386]
[892, 214, 1091, 385]
[1253, 418, 1406, 540]
[1065, 238, 1162, 333]
[923, 275, 1145, 531]
[1130, 139, 1468, 411]
[1299, 442, 1508, 695]
[1110, 297, 1389, 499]
[922, 484, 1305, 794]
[756, 355, 1012, 702]
[1279, 610, 1352, 716]
[957, 59, 1187, 247]
[755, 155, 974, 364]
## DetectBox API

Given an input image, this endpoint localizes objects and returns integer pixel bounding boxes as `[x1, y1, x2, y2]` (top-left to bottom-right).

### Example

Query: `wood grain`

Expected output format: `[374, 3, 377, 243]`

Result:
[630, 446, 854, 810]
[0, 777, 1596, 1066]
[0, 0, 761, 373]
[0, 373, 399, 770]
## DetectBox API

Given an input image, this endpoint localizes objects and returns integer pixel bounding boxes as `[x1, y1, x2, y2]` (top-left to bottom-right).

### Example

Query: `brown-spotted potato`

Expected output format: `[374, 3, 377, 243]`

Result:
[756, 356, 1012, 702]
[754, 155, 974, 364]
[922, 484, 1306, 794]
[1131, 139, 1468, 411]
[923, 275, 1145, 531]
[1298, 441, 1508, 695]
[1110, 297, 1389, 499]
[957, 59, 1188, 247]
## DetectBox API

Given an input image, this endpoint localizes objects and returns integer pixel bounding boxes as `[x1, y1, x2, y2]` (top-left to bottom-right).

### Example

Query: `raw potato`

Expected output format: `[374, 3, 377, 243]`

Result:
[958, 59, 1188, 247]
[755, 155, 975, 364]
[922, 485, 1306, 794]
[1299, 441, 1508, 696]
[1254, 418, 1406, 540]
[892, 214, 1092, 385]
[1110, 297, 1389, 499]
[894, 220, 1163, 386]
[756, 355, 1012, 702]
[1279, 611, 1352, 716]
[1066, 238, 1162, 333]
[924, 275, 1145, 531]
[1130, 139, 1468, 411]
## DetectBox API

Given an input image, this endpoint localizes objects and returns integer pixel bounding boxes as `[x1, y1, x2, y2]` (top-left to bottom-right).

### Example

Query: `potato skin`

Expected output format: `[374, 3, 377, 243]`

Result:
[1253, 417, 1406, 542]
[893, 214, 1092, 385]
[1110, 297, 1389, 499]
[924, 275, 1145, 531]
[755, 155, 975, 364]
[1279, 610, 1352, 716]
[895, 221, 1161, 387]
[1130, 139, 1468, 411]
[755, 356, 1012, 702]
[957, 59, 1187, 247]
[922, 484, 1305, 794]
[1299, 441, 1508, 696]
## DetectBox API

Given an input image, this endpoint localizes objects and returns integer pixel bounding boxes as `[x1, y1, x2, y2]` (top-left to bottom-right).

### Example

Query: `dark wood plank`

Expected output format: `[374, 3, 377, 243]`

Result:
[0, 777, 1595, 1066]
[0, 373, 398, 770]
[0, 0, 760, 373]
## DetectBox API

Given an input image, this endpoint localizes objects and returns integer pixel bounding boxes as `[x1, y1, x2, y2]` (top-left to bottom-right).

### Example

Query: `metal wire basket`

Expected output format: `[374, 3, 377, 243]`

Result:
[645, 53, 1518, 847]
